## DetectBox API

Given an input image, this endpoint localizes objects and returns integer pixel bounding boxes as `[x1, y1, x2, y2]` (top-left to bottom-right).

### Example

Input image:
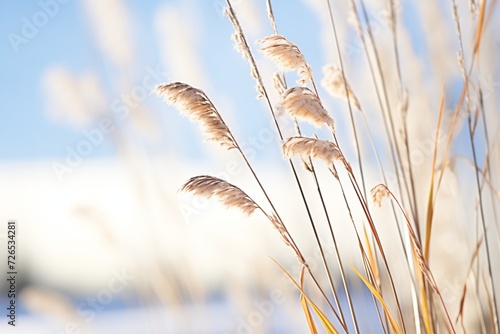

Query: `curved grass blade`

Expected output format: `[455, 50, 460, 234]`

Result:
[272, 259, 339, 334]
[300, 267, 319, 334]
[351, 266, 402, 334]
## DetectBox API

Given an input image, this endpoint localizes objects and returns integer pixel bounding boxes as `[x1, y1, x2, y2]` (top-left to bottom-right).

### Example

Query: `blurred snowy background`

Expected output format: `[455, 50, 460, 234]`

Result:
[0, 0, 499, 333]
[1, 1, 354, 332]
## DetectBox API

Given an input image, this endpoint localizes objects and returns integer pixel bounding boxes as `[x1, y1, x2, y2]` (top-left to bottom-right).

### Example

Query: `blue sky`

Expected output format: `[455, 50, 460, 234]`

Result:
[0, 0, 329, 162]
[0, 0, 487, 166]
[1, 1, 105, 159]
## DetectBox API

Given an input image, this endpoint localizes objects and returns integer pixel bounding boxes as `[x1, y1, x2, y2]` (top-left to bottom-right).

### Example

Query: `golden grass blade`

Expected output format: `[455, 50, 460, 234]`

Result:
[363, 226, 379, 285]
[435, 79, 468, 199]
[301, 296, 319, 334]
[349, 178, 406, 330]
[307, 297, 340, 334]
[300, 267, 319, 334]
[154, 82, 237, 149]
[451, 0, 500, 323]
[181, 175, 260, 216]
[473, 0, 487, 55]
[272, 259, 339, 334]
[416, 271, 433, 334]
[371, 184, 456, 333]
[351, 266, 402, 333]
[424, 86, 445, 261]
[359, 229, 389, 332]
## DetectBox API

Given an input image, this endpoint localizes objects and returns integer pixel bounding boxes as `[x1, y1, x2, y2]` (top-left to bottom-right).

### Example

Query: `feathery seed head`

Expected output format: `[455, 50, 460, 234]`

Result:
[154, 82, 237, 149]
[322, 65, 361, 111]
[181, 175, 259, 216]
[282, 137, 342, 166]
[258, 35, 312, 85]
[371, 184, 391, 207]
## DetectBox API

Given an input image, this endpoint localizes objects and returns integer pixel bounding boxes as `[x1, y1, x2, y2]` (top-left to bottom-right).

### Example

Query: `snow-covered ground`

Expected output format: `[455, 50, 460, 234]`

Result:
[0, 158, 366, 333]
[0, 156, 486, 333]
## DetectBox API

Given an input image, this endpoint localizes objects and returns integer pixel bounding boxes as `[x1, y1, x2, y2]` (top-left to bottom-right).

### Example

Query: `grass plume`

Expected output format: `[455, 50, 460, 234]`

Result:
[155, 1, 500, 332]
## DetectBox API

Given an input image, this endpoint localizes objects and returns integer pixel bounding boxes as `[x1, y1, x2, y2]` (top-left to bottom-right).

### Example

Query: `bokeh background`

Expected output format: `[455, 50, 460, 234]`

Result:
[1, 0, 499, 333]
[1, 1, 343, 332]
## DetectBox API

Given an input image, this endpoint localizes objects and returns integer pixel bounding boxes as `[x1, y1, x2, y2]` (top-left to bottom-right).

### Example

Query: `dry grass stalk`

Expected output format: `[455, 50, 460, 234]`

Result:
[468, 0, 479, 18]
[279, 87, 334, 128]
[258, 35, 312, 85]
[152, 2, 500, 331]
[154, 83, 237, 149]
[371, 183, 456, 332]
[283, 137, 343, 166]
[272, 72, 286, 96]
[267, 213, 292, 248]
[371, 184, 434, 286]
[265, 0, 278, 35]
[455, 237, 483, 326]
[224, 7, 265, 98]
[347, 0, 362, 35]
[222, 5, 346, 318]
[181, 175, 259, 216]
[321, 65, 361, 111]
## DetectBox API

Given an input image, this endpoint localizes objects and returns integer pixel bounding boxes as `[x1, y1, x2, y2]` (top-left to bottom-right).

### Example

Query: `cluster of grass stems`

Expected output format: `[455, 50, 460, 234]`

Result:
[155, 0, 499, 333]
